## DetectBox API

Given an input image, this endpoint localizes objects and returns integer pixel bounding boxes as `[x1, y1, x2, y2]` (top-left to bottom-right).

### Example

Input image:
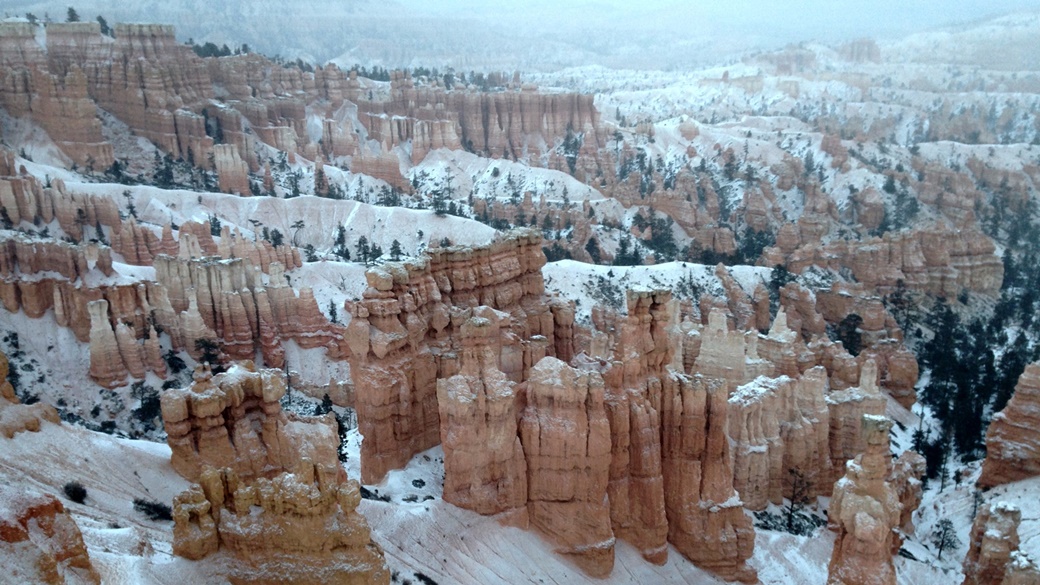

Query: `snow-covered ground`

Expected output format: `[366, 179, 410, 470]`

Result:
[543, 259, 769, 324]
[3, 400, 1004, 585]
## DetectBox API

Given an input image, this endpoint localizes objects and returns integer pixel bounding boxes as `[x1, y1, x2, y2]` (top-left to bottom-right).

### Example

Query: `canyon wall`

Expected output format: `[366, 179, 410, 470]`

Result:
[827, 415, 901, 585]
[346, 229, 558, 484]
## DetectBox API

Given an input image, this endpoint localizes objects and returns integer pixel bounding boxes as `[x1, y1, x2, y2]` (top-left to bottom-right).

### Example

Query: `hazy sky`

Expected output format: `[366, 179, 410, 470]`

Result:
[6, 0, 1040, 68]
[408, 0, 1040, 39]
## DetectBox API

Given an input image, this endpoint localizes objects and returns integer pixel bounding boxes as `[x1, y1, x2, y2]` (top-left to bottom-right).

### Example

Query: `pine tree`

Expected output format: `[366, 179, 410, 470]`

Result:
[836, 314, 863, 356]
[390, 239, 402, 261]
[931, 519, 960, 560]
[356, 236, 370, 265]
[783, 468, 810, 533]
[66, 7, 80, 22]
[584, 237, 602, 264]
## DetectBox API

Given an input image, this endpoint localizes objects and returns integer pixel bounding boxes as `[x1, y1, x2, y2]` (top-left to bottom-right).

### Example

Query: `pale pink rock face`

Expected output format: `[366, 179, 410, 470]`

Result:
[160, 362, 339, 483]
[0, 484, 101, 585]
[172, 464, 391, 585]
[827, 415, 902, 585]
[962, 502, 1040, 585]
[348, 230, 558, 485]
[979, 363, 1040, 489]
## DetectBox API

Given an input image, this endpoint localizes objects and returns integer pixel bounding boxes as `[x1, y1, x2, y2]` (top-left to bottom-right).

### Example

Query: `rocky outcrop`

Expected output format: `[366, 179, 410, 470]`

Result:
[694, 308, 750, 385]
[826, 360, 888, 485]
[0, 350, 61, 439]
[160, 362, 340, 482]
[595, 290, 672, 565]
[978, 363, 1040, 489]
[520, 357, 614, 577]
[0, 233, 113, 280]
[172, 462, 390, 584]
[0, 486, 100, 585]
[661, 374, 758, 583]
[87, 299, 130, 388]
[728, 368, 832, 510]
[827, 415, 901, 585]
[764, 224, 1003, 297]
[962, 502, 1040, 585]
[213, 144, 251, 196]
[153, 255, 331, 365]
[347, 230, 557, 484]
[0, 171, 120, 241]
[888, 451, 925, 539]
[437, 312, 527, 515]
[0, 23, 113, 168]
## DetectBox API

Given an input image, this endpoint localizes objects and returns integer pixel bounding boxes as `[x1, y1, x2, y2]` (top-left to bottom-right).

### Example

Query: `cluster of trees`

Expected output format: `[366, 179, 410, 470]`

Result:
[631, 210, 678, 261]
[189, 42, 251, 59]
[612, 236, 643, 266]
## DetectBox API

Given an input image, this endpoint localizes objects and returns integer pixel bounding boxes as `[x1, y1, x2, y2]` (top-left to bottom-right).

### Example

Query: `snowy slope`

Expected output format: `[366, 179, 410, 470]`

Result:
[543, 259, 769, 323]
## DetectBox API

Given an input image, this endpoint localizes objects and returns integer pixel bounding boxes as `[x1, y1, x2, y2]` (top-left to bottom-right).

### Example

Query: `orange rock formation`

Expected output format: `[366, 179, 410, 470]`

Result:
[978, 363, 1040, 489]
[160, 362, 339, 482]
[0, 486, 100, 585]
[172, 462, 390, 584]
[962, 502, 1040, 585]
[827, 415, 901, 585]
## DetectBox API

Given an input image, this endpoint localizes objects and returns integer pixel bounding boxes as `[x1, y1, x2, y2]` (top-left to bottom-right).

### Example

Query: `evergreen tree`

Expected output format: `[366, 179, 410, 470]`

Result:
[836, 314, 863, 356]
[585, 237, 602, 264]
[390, 239, 403, 261]
[612, 236, 642, 266]
[66, 7, 80, 22]
[356, 236, 370, 265]
[333, 225, 350, 261]
[194, 339, 224, 374]
[931, 519, 960, 560]
[783, 468, 810, 534]
[290, 220, 305, 246]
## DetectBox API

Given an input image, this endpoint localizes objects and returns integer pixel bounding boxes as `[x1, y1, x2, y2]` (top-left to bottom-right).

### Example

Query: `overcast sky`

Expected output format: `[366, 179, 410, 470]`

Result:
[6, 0, 1040, 68]
[407, 0, 1040, 39]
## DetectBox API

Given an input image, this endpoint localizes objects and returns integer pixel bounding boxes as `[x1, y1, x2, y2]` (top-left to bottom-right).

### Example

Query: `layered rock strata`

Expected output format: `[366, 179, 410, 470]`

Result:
[160, 362, 339, 482]
[436, 312, 527, 515]
[0, 486, 100, 585]
[826, 360, 888, 485]
[962, 502, 1040, 585]
[1, 23, 598, 181]
[978, 363, 1040, 488]
[728, 368, 832, 509]
[661, 374, 758, 583]
[596, 290, 672, 565]
[347, 229, 558, 484]
[827, 415, 901, 585]
[520, 357, 615, 577]
[172, 462, 390, 584]
[763, 224, 1003, 297]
